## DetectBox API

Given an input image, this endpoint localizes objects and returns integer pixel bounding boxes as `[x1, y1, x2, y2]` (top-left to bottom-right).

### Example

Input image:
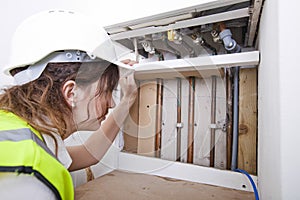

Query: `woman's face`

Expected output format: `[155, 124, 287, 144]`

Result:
[72, 81, 116, 131]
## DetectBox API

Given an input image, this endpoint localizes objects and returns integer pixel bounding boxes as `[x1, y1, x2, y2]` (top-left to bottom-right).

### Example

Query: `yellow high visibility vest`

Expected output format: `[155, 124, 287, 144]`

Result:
[0, 110, 74, 200]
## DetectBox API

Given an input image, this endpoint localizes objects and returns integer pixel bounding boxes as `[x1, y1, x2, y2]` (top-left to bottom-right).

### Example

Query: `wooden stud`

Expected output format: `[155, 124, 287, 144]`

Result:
[123, 82, 140, 153]
[238, 68, 257, 175]
[246, 0, 264, 46]
[137, 81, 157, 157]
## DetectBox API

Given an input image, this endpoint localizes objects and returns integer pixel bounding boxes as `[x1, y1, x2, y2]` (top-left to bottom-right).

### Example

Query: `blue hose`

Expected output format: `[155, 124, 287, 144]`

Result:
[234, 168, 259, 200]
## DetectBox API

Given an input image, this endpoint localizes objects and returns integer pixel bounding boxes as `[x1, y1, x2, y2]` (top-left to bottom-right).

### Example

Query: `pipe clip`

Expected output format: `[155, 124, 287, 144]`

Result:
[176, 122, 184, 128]
[209, 120, 227, 132]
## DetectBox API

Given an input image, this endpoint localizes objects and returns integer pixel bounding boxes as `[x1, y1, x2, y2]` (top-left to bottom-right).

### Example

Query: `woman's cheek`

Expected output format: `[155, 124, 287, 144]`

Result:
[95, 98, 106, 117]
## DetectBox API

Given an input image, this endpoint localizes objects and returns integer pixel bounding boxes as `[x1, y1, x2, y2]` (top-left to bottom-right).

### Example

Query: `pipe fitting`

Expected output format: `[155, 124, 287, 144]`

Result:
[191, 34, 205, 45]
[168, 30, 183, 44]
[211, 30, 221, 43]
[219, 29, 241, 53]
[140, 40, 155, 54]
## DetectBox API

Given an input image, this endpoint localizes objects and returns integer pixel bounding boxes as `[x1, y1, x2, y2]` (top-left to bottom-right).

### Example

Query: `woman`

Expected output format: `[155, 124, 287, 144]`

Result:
[0, 10, 137, 200]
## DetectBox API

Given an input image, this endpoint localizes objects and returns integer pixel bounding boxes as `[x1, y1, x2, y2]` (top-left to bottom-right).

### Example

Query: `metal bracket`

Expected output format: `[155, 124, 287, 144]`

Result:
[209, 120, 227, 132]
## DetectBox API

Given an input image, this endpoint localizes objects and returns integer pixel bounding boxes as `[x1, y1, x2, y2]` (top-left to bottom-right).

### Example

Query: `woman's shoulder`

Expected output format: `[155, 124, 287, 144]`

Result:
[43, 133, 73, 169]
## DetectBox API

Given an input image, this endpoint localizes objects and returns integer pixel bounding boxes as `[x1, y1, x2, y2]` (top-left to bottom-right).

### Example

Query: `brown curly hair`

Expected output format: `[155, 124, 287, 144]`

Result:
[0, 61, 119, 154]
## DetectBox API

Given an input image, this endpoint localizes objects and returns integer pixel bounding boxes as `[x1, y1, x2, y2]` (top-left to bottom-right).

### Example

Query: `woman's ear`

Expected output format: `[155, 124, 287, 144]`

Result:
[62, 80, 77, 108]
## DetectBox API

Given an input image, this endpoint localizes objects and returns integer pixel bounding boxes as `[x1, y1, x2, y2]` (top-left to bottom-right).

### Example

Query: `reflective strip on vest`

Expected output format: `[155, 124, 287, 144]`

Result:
[0, 128, 56, 158]
[0, 128, 74, 200]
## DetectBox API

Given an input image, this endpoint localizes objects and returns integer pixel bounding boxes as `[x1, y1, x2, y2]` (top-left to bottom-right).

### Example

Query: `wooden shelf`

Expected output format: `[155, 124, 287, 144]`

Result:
[75, 170, 255, 200]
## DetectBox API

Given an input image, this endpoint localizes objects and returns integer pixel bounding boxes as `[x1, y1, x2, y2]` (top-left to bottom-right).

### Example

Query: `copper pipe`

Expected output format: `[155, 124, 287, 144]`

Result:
[218, 22, 226, 32]
[155, 78, 163, 158]
[210, 76, 217, 167]
[85, 167, 94, 182]
[187, 77, 195, 163]
[226, 68, 233, 170]
[176, 78, 182, 161]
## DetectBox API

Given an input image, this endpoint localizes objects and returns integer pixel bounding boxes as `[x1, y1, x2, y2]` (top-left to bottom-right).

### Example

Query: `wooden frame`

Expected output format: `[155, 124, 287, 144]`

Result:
[108, 0, 259, 195]
[105, 0, 250, 35]
[110, 8, 249, 41]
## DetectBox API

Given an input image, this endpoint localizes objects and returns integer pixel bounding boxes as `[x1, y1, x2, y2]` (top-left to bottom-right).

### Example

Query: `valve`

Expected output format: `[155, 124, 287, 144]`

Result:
[219, 29, 241, 53]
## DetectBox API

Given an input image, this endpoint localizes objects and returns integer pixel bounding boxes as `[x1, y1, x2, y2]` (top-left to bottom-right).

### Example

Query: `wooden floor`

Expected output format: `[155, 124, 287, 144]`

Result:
[75, 170, 255, 200]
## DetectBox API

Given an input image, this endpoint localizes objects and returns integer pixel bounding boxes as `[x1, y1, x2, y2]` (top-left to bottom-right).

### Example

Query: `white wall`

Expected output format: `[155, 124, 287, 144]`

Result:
[0, 0, 210, 88]
[259, 0, 300, 199]
[278, 0, 300, 199]
[258, 0, 281, 198]
[0, 0, 72, 87]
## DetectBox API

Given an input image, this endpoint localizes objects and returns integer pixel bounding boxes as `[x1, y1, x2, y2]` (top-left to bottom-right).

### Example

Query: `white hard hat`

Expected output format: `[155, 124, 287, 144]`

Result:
[4, 10, 132, 85]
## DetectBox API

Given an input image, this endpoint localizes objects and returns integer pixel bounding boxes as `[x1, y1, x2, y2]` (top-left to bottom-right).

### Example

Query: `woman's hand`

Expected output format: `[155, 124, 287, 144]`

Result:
[119, 60, 138, 106]
[119, 73, 137, 105]
[121, 59, 138, 66]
